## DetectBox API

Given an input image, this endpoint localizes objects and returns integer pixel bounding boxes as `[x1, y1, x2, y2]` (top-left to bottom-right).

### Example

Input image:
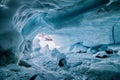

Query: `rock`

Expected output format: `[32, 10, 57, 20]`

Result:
[35, 75, 43, 80]
[19, 60, 31, 67]
[0, 48, 18, 66]
[58, 58, 67, 67]
[96, 54, 108, 58]
[57, 53, 67, 67]
[30, 74, 38, 80]
[105, 49, 114, 54]
[94, 51, 109, 58]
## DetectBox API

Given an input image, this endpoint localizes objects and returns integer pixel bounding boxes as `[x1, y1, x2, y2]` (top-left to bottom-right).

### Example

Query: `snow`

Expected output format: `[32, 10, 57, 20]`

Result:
[22, 42, 120, 80]
[26, 49, 120, 80]
[1, 44, 120, 80]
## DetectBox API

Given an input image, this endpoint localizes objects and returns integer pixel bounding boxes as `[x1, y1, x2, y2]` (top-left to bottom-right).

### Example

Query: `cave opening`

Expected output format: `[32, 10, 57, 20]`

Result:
[33, 33, 60, 51]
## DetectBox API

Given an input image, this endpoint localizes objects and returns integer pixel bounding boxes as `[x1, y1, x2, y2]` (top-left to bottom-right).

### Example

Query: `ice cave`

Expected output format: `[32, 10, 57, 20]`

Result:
[0, 0, 120, 80]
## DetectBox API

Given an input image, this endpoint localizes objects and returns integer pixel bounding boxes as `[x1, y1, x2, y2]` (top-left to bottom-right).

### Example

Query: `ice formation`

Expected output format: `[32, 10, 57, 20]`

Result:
[0, 0, 120, 80]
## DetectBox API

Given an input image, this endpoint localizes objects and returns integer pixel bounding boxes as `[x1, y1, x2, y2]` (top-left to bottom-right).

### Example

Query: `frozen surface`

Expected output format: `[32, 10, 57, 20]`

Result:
[1, 48, 120, 80]
[14, 43, 120, 80]
[1, 40, 120, 80]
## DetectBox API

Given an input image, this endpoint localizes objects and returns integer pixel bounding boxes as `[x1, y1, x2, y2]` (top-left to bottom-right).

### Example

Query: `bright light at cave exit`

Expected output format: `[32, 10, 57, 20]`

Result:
[35, 33, 60, 50]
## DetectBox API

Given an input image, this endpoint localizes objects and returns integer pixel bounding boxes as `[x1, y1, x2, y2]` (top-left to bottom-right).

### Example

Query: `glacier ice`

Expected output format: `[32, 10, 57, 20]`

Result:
[0, 0, 120, 80]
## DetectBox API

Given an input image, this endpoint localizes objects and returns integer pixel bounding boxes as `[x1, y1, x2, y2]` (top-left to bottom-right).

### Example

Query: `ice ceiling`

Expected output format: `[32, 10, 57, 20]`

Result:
[13, 0, 111, 46]
[13, 0, 120, 48]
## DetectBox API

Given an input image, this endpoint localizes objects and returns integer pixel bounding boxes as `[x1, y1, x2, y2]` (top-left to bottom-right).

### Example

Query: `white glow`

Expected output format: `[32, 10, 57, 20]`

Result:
[34, 33, 60, 50]
[39, 41, 60, 50]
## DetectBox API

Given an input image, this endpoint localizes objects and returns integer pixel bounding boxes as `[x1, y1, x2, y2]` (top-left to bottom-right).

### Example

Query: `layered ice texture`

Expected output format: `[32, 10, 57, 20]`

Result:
[0, 0, 120, 80]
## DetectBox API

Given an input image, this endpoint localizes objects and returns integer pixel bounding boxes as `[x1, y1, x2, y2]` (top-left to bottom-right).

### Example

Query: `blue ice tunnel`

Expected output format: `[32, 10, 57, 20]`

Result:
[21, 0, 110, 40]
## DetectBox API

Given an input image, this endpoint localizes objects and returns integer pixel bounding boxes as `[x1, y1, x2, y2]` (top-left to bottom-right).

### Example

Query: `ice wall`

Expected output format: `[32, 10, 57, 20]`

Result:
[50, 2, 120, 47]
[0, 0, 23, 65]
[50, 1, 120, 47]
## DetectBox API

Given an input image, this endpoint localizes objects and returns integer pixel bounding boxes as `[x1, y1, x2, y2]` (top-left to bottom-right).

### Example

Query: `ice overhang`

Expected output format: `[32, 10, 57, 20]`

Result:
[13, 0, 110, 39]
